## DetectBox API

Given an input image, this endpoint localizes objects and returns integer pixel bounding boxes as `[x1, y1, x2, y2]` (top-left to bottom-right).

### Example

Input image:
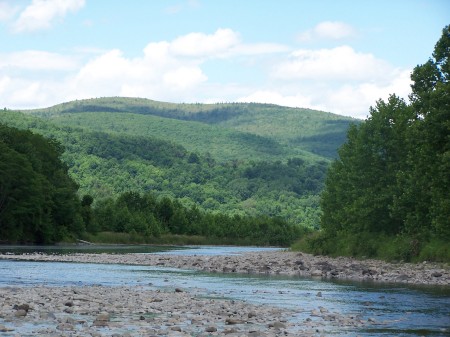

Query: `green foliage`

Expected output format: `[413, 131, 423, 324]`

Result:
[0, 108, 329, 227]
[305, 26, 450, 262]
[27, 97, 356, 159]
[91, 191, 303, 246]
[0, 124, 83, 243]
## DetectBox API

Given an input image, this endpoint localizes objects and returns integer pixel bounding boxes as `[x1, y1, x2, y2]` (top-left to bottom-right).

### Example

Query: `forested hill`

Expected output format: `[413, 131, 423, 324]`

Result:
[25, 98, 357, 160]
[0, 98, 356, 230]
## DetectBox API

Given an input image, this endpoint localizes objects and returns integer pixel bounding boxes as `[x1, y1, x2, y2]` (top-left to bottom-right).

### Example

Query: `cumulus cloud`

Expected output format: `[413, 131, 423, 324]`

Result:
[298, 21, 356, 42]
[168, 29, 288, 58]
[272, 46, 393, 82]
[170, 29, 241, 57]
[12, 0, 85, 33]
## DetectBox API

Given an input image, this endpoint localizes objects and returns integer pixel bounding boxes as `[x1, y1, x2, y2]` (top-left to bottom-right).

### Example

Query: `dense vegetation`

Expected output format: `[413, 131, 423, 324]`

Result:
[0, 124, 303, 245]
[88, 191, 305, 246]
[0, 125, 83, 243]
[1, 100, 353, 230]
[0, 95, 355, 244]
[296, 26, 450, 262]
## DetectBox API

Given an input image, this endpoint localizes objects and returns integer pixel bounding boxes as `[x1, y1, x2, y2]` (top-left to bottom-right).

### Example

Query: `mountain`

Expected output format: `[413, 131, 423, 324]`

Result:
[27, 97, 357, 160]
[0, 97, 358, 228]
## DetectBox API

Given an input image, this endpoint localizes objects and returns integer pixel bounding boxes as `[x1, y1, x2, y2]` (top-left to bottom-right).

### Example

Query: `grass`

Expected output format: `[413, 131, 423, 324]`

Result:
[291, 232, 450, 263]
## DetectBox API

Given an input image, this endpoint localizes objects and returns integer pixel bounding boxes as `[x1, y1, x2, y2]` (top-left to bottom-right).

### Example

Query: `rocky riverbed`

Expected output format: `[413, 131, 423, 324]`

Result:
[0, 250, 449, 336]
[0, 284, 386, 337]
[0, 250, 448, 286]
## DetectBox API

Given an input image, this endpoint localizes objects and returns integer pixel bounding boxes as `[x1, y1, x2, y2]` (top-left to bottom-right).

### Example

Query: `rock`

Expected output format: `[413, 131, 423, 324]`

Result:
[226, 318, 244, 325]
[311, 269, 323, 277]
[171, 326, 182, 331]
[14, 309, 27, 317]
[319, 306, 328, 313]
[396, 274, 410, 281]
[248, 311, 257, 318]
[14, 303, 30, 312]
[330, 269, 339, 277]
[205, 326, 217, 332]
[175, 288, 183, 292]
[56, 323, 75, 331]
[93, 312, 110, 327]
[268, 321, 286, 329]
[248, 331, 267, 337]
[432, 272, 443, 277]
[64, 307, 74, 313]
[64, 300, 74, 307]
[316, 291, 322, 297]
[362, 269, 377, 276]
[311, 309, 321, 316]
[0, 324, 13, 332]
[223, 328, 239, 334]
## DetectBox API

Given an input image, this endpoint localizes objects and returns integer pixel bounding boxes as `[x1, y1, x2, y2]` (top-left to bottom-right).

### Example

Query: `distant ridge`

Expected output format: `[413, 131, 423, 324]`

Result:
[0, 96, 357, 226]
[24, 96, 358, 159]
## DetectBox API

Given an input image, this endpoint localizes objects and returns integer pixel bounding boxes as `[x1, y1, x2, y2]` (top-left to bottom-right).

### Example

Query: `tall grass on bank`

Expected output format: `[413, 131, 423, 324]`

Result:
[291, 232, 450, 263]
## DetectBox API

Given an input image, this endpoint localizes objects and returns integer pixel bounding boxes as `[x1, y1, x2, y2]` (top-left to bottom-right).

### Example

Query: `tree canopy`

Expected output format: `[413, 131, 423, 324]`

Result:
[310, 25, 450, 261]
[0, 124, 83, 243]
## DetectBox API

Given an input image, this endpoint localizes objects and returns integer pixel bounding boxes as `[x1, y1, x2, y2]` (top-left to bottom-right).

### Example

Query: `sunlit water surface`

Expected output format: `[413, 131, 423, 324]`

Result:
[0, 245, 448, 336]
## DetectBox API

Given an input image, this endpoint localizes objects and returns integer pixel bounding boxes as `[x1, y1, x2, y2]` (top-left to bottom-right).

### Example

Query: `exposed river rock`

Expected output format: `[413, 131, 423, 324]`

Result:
[0, 250, 449, 336]
[0, 284, 378, 336]
[0, 250, 448, 286]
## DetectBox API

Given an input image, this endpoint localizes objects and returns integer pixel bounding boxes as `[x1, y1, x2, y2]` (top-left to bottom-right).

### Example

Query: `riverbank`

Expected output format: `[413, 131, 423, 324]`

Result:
[3, 280, 407, 337]
[0, 250, 448, 286]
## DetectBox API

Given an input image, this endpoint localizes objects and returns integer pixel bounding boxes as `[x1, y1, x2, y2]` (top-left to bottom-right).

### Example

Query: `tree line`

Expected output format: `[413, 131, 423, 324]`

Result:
[0, 124, 83, 243]
[300, 25, 449, 261]
[0, 124, 304, 246]
[88, 191, 304, 246]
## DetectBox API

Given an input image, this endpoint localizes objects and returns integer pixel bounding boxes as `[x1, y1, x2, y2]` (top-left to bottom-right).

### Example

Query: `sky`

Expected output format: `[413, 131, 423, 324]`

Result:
[0, 0, 448, 119]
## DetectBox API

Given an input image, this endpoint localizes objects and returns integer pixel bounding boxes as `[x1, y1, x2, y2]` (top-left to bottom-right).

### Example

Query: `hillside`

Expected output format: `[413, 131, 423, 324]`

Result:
[26, 97, 357, 160]
[1, 98, 357, 229]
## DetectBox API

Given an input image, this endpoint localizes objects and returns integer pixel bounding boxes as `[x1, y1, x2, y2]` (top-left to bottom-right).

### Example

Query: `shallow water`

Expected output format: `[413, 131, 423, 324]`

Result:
[0, 245, 449, 336]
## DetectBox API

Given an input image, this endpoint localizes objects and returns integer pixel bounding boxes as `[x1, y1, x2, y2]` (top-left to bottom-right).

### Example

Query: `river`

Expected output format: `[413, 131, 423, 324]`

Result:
[0, 245, 449, 336]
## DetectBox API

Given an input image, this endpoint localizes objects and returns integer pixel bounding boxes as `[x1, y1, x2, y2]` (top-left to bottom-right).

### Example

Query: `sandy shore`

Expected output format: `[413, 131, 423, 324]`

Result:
[0, 250, 448, 286]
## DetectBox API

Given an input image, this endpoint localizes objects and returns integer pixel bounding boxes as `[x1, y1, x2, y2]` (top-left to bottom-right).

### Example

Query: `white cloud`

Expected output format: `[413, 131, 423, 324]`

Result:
[0, 50, 78, 71]
[237, 90, 314, 109]
[163, 66, 207, 89]
[169, 28, 241, 58]
[0, 1, 20, 22]
[168, 29, 288, 58]
[12, 0, 85, 33]
[272, 46, 392, 82]
[298, 21, 356, 42]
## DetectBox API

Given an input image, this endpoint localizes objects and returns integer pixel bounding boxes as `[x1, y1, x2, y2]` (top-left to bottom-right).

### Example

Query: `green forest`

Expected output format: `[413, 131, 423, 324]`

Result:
[0, 124, 302, 245]
[296, 25, 450, 262]
[0, 83, 353, 245]
[1, 26, 448, 262]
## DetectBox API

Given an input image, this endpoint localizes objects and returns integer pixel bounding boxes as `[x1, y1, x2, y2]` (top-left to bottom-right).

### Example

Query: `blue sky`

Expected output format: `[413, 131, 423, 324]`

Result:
[0, 0, 448, 118]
